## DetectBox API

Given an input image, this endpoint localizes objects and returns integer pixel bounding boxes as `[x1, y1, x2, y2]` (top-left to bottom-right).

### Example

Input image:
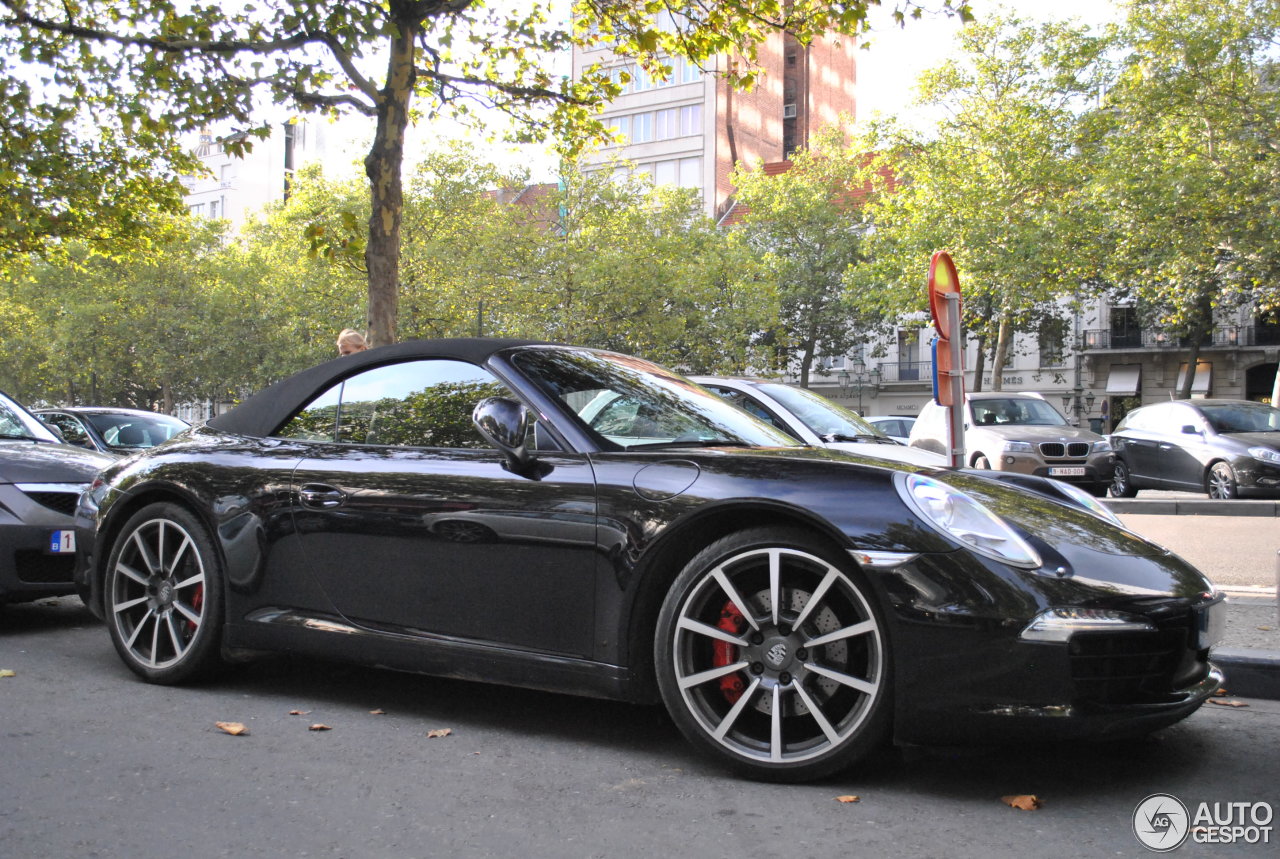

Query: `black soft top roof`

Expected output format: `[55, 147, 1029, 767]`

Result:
[206, 337, 548, 437]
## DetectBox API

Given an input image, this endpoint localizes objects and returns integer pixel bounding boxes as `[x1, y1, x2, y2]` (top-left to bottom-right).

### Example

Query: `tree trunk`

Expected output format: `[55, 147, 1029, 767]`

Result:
[970, 332, 987, 393]
[990, 316, 1013, 391]
[363, 22, 418, 347]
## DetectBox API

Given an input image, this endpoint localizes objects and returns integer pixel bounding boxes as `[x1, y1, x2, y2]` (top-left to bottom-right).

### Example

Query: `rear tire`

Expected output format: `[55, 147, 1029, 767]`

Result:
[103, 502, 224, 684]
[654, 527, 892, 782]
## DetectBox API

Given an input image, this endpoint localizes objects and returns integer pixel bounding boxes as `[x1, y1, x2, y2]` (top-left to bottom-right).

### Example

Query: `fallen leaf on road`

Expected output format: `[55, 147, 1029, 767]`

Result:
[1257, 626, 1273, 632]
[1214, 688, 1228, 696]
[835, 795, 860, 804]
[288, 709, 310, 716]
[0, 669, 15, 678]
[369, 709, 386, 715]
[1002, 795, 1042, 810]
[426, 728, 452, 739]
[1209, 698, 1249, 708]
[309, 723, 332, 731]
[215, 721, 248, 736]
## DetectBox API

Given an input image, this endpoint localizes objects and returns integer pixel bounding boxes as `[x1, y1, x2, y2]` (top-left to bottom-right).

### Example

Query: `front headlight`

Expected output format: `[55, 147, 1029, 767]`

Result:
[1003, 440, 1034, 453]
[1249, 446, 1280, 465]
[1051, 480, 1126, 528]
[898, 473, 1042, 568]
[1093, 439, 1112, 453]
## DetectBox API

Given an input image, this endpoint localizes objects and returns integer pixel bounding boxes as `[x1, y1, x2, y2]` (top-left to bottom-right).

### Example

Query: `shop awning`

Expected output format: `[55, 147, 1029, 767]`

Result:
[1175, 361, 1212, 396]
[1105, 364, 1142, 396]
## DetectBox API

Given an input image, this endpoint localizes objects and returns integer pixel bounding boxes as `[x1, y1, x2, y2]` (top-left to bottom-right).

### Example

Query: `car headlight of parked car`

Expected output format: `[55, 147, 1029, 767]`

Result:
[1003, 440, 1035, 453]
[1248, 446, 1280, 465]
[898, 473, 1042, 569]
[1092, 439, 1112, 453]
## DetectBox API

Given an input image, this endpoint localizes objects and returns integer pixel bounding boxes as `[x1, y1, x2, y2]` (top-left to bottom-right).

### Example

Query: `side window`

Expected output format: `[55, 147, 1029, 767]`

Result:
[275, 359, 509, 449]
[46, 414, 89, 446]
[702, 386, 798, 439]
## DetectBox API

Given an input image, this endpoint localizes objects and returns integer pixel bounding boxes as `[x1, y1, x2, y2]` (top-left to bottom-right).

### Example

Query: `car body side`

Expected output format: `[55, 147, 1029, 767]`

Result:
[75, 346, 1220, 747]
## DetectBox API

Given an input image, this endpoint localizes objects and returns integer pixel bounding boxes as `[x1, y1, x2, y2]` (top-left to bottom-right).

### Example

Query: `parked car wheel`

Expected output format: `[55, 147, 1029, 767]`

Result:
[1207, 462, 1238, 500]
[654, 527, 891, 782]
[1111, 461, 1139, 498]
[104, 503, 224, 684]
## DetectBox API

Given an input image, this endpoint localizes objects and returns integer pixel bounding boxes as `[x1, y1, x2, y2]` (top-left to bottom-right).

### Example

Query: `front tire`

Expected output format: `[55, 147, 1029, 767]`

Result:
[1111, 460, 1139, 498]
[104, 502, 225, 684]
[654, 527, 892, 782]
[1207, 462, 1238, 499]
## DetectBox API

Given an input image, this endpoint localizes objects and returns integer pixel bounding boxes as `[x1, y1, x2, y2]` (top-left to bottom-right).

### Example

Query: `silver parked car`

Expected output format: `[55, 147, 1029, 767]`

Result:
[909, 392, 1114, 496]
[691, 377, 947, 468]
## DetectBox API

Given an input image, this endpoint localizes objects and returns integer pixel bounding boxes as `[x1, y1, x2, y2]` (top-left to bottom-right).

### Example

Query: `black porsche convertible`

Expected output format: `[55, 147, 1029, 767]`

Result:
[74, 339, 1225, 781]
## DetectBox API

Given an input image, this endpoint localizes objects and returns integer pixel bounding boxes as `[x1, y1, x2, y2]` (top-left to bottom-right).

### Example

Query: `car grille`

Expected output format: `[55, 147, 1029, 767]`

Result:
[1039, 442, 1091, 459]
[1068, 611, 1204, 706]
[13, 550, 76, 583]
[21, 490, 80, 517]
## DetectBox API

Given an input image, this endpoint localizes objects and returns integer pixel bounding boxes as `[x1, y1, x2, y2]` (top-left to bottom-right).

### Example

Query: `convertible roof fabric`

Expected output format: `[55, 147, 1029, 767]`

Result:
[206, 338, 548, 437]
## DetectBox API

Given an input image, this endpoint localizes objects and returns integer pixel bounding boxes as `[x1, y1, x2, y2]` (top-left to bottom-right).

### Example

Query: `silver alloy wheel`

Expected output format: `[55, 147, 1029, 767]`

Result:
[1208, 462, 1237, 499]
[110, 516, 208, 669]
[669, 545, 884, 765]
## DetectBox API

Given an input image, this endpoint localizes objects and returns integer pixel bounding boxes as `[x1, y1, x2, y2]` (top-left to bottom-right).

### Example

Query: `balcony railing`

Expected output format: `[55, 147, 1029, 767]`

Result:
[879, 361, 931, 383]
[1083, 325, 1280, 350]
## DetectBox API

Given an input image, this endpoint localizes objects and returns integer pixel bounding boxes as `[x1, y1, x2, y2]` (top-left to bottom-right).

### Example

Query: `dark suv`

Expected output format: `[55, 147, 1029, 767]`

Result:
[1110, 399, 1280, 499]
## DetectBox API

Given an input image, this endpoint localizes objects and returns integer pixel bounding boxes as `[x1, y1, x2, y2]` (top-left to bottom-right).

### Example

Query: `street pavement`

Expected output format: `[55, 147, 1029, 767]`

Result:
[1107, 492, 1280, 699]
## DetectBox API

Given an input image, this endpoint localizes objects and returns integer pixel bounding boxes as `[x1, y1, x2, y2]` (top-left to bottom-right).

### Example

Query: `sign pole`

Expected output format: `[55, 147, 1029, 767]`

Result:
[944, 292, 966, 468]
[927, 251, 966, 468]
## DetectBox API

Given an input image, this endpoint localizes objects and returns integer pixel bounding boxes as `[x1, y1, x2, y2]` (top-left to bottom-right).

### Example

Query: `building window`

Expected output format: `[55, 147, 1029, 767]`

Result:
[654, 159, 678, 186]
[679, 104, 702, 136]
[631, 112, 653, 143]
[605, 115, 631, 144]
[678, 56, 702, 84]
[208, 200, 219, 219]
[1038, 317, 1068, 368]
[633, 65, 653, 91]
[655, 108, 678, 140]
[679, 157, 701, 189]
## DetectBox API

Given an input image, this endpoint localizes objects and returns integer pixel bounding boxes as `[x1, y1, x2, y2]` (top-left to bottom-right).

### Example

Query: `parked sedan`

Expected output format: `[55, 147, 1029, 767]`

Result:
[75, 339, 1223, 781]
[909, 392, 1114, 496]
[690, 376, 946, 467]
[36, 407, 189, 455]
[0, 390, 115, 604]
[864, 415, 916, 444]
[1110, 399, 1280, 499]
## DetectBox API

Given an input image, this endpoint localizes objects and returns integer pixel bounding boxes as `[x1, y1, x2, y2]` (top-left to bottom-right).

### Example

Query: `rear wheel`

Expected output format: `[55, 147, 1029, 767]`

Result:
[655, 527, 891, 782]
[104, 502, 224, 684]
[1207, 462, 1237, 499]
[1111, 461, 1138, 498]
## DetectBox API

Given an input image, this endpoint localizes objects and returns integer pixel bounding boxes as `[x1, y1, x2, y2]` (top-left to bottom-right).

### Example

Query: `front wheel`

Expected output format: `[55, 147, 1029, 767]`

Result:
[103, 502, 225, 684]
[1207, 462, 1238, 499]
[654, 527, 892, 782]
[1111, 460, 1139, 498]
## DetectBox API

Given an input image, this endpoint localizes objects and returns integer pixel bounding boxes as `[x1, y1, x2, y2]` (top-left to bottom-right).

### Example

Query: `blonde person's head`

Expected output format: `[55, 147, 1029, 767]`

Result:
[337, 328, 368, 356]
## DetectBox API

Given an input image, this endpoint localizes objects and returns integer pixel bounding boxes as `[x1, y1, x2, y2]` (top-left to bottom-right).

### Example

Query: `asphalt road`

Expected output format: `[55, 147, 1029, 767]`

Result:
[2, 598, 1278, 858]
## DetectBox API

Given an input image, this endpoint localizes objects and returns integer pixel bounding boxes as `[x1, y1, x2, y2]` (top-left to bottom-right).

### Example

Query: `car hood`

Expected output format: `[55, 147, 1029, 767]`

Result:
[823, 440, 948, 467]
[0, 441, 115, 484]
[971, 424, 1102, 443]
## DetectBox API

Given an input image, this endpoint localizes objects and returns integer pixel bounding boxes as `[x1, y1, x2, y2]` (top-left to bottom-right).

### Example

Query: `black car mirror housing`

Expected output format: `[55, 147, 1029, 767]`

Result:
[1181, 424, 1200, 435]
[473, 397, 535, 473]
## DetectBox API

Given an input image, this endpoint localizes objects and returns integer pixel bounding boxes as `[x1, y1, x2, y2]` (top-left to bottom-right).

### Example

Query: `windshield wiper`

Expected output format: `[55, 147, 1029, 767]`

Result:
[625, 438, 739, 450]
[824, 433, 893, 444]
[0, 433, 48, 443]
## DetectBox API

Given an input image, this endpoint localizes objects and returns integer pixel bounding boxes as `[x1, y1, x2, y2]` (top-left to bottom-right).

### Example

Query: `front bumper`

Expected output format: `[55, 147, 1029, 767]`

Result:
[0, 483, 83, 602]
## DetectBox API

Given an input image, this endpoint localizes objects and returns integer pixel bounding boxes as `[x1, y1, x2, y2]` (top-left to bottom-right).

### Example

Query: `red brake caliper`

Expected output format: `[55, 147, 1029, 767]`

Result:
[713, 601, 747, 704]
[187, 584, 204, 635]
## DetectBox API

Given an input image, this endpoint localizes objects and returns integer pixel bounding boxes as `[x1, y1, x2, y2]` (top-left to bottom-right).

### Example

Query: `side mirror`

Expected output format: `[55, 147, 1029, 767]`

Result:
[1181, 424, 1200, 435]
[473, 397, 534, 472]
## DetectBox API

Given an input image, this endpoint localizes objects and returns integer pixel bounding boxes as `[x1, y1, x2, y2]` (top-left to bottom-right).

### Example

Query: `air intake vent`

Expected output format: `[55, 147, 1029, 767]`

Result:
[783, 103, 797, 119]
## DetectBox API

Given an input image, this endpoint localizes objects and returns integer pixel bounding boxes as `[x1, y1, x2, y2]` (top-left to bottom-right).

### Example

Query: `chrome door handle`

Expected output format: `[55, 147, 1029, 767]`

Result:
[299, 484, 346, 509]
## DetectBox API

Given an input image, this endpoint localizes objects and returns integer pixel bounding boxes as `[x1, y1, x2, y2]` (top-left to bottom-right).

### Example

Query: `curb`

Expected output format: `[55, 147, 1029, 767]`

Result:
[1212, 647, 1280, 700]
[1105, 499, 1280, 516]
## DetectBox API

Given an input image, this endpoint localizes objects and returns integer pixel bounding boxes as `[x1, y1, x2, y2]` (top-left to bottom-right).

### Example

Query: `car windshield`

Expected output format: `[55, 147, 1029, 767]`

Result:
[511, 348, 801, 451]
[83, 413, 190, 449]
[1198, 402, 1280, 434]
[0, 392, 60, 442]
[970, 397, 1068, 427]
[752, 382, 889, 441]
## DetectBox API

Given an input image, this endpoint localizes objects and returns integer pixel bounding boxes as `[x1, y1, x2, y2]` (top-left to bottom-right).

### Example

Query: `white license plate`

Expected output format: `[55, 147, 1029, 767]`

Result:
[48, 530, 76, 554]
[1048, 466, 1086, 477]
[1197, 600, 1226, 650]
